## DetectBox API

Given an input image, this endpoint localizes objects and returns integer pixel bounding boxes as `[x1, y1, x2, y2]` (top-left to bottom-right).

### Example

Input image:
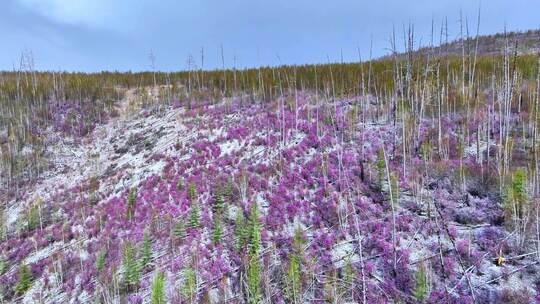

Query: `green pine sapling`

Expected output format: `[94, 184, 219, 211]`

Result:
[213, 215, 223, 245]
[504, 168, 528, 223]
[0, 208, 6, 241]
[413, 262, 429, 302]
[187, 183, 200, 229]
[182, 267, 198, 303]
[15, 264, 33, 295]
[246, 203, 262, 303]
[390, 172, 400, 205]
[140, 229, 153, 269]
[285, 227, 305, 302]
[127, 187, 137, 220]
[235, 208, 247, 250]
[123, 241, 140, 291]
[504, 168, 531, 246]
[376, 149, 386, 188]
[176, 178, 184, 191]
[0, 256, 8, 275]
[25, 202, 40, 232]
[188, 202, 200, 229]
[214, 190, 226, 215]
[151, 271, 166, 304]
[173, 219, 186, 239]
[342, 258, 356, 299]
[96, 249, 107, 273]
[188, 183, 197, 202]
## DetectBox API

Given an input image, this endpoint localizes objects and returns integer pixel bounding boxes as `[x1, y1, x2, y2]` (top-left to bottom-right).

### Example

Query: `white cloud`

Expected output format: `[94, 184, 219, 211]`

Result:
[17, 0, 118, 29]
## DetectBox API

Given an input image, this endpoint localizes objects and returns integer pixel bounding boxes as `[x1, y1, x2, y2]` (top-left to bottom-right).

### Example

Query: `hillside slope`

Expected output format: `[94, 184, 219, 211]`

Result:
[1, 86, 540, 303]
[2, 30, 540, 304]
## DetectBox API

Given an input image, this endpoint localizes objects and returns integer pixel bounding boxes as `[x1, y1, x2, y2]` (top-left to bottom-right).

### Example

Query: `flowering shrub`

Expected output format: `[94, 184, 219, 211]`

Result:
[1, 91, 534, 303]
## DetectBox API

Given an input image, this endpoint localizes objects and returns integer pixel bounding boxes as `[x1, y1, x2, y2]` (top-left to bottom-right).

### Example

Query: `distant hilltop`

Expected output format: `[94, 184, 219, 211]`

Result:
[382, 29, 540, 59]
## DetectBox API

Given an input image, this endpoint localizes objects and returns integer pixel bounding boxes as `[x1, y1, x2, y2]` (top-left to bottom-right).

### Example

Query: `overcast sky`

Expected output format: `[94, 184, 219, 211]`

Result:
[1, 0, 539, 72]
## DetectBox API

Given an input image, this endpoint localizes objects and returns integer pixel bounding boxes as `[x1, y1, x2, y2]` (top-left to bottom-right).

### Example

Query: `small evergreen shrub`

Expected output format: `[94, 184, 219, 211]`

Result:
[188, 202, 200, 229]
[176, 178, 184, 191]
[213, 215, 223, 244]
[188, 183, 197, 202]
[413, 263, 429, 302]
[285, 227, 305, 302]
[140, 229, 153, 269]
[127, 187, 138, 220]
[96, 249, 107, 273]
[123, 241, 140, 291]
[235, 208, 248, 250]
[181, 267, 197, 303]
[213, 190, 226, 215]
[0, 208, 6, 240]
[151, 271, 166, 304]
[0, 256, 8, 275]
[504, 168, 529, 226]
[246, 204, 262, 303]
[376, 149, 386, 187]
[15, 264, 33, 295]
[173, 219, 186, 238]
